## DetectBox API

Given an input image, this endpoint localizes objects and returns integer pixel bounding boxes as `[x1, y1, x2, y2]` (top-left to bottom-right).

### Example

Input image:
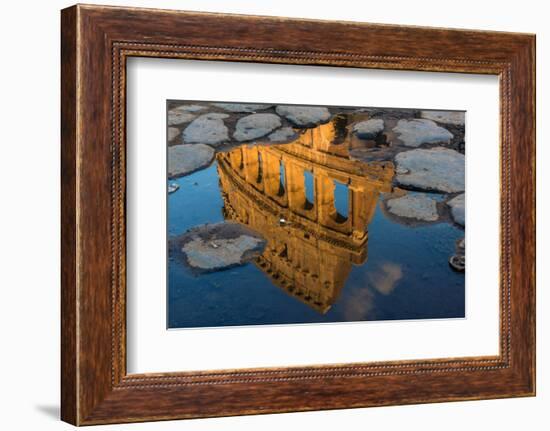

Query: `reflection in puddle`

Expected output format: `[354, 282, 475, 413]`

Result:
[368, 262, 403, 295]
[167, 102, 465, 328]
[217, 120, 393, 313]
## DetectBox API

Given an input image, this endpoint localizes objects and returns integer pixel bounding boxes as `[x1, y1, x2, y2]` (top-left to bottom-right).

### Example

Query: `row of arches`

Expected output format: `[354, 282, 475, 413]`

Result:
[233, 146, 351, 224]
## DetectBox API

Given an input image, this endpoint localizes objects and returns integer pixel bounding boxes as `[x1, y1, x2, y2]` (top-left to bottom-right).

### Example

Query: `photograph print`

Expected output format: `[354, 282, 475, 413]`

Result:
[166, 101, 466, 329]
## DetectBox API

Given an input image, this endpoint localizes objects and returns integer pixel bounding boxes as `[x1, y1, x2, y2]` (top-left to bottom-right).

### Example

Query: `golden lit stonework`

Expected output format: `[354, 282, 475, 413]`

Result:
[217, 118, 394, 313]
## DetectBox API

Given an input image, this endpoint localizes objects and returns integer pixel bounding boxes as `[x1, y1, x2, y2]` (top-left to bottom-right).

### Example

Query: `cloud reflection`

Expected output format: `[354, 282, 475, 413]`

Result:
[340, 262, 403, 321]
[341, 287, 375, 321]
[369, 262, 403, 295]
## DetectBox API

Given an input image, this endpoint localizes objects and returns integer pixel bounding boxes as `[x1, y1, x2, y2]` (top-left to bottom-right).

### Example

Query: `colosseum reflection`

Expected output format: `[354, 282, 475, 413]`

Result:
[216, 118, 394, 314]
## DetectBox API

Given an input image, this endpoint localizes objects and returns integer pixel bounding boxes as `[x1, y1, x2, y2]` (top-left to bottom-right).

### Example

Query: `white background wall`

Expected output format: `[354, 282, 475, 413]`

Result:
[0, 0, 547, 429]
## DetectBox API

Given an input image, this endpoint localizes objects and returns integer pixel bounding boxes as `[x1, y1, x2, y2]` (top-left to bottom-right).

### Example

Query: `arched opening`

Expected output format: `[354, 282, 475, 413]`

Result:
[303, 170, 314, 210]
[331, 114, 348, 145]
[238, 147, 244, 171]
[333, 179, 349, 222]
[278, 160, 286, 196]
[256, 151, 263, 183]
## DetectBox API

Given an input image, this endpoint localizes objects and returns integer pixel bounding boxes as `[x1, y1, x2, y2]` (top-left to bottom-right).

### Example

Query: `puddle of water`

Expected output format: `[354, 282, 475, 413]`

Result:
[167, 111, 464, 329]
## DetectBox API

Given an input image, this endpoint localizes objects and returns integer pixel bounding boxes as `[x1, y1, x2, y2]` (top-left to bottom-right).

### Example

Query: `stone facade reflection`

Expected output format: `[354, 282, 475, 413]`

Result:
[217, 118, 394, 313]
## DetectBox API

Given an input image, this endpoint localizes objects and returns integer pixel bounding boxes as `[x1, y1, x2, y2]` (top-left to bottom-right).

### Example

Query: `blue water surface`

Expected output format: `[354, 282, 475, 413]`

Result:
[167, 161, 465, 329]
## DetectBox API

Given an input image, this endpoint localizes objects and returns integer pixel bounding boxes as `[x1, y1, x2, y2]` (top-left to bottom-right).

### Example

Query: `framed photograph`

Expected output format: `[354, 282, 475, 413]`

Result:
[61, 4, 536, 425]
